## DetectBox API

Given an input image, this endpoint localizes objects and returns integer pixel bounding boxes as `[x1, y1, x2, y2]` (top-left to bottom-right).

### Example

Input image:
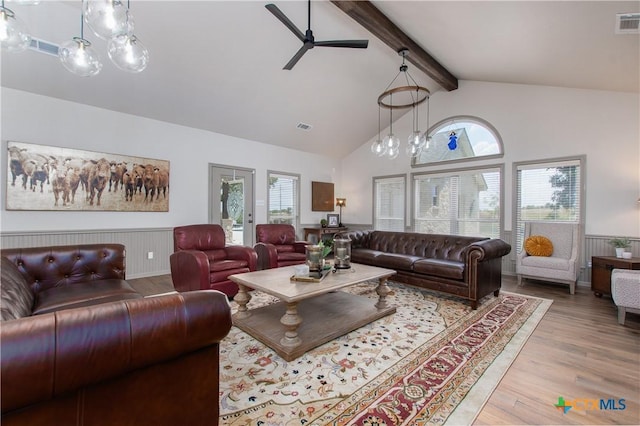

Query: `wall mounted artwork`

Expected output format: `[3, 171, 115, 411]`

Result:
[311, 181, 334, 212]
[5, 141, 170, 212]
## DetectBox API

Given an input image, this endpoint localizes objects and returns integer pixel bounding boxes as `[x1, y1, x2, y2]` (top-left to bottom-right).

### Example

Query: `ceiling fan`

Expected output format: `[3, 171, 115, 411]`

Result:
[265, 1, 369, 70]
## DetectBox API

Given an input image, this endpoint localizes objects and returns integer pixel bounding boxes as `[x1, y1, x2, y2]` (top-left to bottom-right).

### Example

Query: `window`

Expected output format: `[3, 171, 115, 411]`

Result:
[413, 116, 503, 167]
[514, 158, 584, 253]
[413, 166, 503, 239]
[267, 171, 299, 230]
[373, 175, 405, 231]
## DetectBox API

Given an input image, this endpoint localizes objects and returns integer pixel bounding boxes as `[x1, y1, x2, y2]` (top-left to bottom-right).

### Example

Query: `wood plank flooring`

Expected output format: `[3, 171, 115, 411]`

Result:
[128, 274, 640, 425]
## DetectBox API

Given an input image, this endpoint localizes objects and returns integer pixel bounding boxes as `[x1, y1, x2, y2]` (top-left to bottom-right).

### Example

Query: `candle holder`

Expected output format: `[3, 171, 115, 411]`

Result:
[333, 238, 351, 270]
[305, 245, 322, 272]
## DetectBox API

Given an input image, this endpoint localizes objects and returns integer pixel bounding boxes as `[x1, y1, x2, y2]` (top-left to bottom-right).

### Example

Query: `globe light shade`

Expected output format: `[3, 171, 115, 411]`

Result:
[0, 6, 31, 52]
[406, 142, 423, 158]
[58, 37, 103, 77]
[108, 33, 149, 72]
[384, 134, 400, 159]
[83, 0, 133, 40]
[408, 131, 423, 146]
[370, 138, 387, 157]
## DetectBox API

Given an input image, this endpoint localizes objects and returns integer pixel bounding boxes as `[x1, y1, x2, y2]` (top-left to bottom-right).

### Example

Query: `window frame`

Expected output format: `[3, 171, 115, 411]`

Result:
[411, 163, 505, 239]
[512, 156, 586, 254]
[412, 115, 504, 168]
[372, 174, 407, 231]
[267, 170, 301, 232]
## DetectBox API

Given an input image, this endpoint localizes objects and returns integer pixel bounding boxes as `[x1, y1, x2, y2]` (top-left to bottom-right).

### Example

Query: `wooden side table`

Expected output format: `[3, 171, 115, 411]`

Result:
[303, 227, 348, 243]
[591, 256, 640, 297]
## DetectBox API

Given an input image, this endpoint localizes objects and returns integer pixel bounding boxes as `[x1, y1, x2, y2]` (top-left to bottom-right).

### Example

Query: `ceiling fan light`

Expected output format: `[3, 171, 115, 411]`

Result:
[84, 0, 132, 40]
[108, 33, 149, 72]
[58, 37, 102, 77]
[0, 6, 31, 52]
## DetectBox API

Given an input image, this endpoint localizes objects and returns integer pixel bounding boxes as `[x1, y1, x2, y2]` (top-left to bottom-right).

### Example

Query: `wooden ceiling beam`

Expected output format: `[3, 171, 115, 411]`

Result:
[330, 0, 458, 91]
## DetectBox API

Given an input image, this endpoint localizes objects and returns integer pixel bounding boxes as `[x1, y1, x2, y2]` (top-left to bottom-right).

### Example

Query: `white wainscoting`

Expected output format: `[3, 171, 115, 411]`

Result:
[0, 228, 173, 279]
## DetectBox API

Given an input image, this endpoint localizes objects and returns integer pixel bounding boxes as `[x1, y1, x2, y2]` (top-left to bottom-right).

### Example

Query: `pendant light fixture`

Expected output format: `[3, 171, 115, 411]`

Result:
[0, 0, 31, 52]
[107, 32, 148, 72]
[376, 48, 430, 160]
[83, 0, 131, 41]
[370, 104, 386, 156]
[58, 12, 102, 77]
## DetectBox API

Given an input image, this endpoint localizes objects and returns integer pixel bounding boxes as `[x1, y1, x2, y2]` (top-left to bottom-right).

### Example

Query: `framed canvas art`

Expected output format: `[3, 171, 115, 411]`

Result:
[6, 141, 170, 211]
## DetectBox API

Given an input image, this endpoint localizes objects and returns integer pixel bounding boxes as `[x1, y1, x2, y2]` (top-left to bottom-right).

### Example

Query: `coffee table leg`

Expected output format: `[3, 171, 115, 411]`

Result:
[375, 276, 392, 309]
[280, 302, 302, 348]
[235, 284, 252, 319]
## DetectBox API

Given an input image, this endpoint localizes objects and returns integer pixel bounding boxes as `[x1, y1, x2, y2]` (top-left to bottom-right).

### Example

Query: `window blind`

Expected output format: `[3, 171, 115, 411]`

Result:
[373, 176, 405, 231]
[268, 172, 299, 229]
[413, 167, 501, 238]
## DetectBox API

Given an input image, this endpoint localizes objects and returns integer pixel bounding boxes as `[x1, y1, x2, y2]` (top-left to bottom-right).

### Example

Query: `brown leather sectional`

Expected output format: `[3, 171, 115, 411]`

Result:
[336, 230, 512, 309]
[1, 244, 231, 426]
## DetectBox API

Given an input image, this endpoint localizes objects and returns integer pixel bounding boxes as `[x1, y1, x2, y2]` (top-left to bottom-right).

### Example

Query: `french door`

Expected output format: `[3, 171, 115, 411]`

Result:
[209, 164, 255, 246]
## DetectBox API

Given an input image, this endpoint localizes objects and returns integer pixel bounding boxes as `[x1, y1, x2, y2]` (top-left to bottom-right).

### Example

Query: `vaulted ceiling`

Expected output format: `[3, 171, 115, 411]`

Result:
[2, 1, 638, 158]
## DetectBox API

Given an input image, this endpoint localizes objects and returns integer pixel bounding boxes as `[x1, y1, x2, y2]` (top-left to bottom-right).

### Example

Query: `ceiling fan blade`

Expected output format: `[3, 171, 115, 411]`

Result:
[265, 4, 305, 43]
[284, 44, 311, 70]
[314, 40, 369, 49]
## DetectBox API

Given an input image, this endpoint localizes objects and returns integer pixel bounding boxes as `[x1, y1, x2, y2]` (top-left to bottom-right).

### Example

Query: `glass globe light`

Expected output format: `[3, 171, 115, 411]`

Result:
[58, 37, 103, 77]
[84, 0, 132, 40]
[370, 138, 387, 157]
[406, 141, 423, 158]
[0, 5, 31, 52]
[383, 133, 400, 159]
[108, 33, 149, 72]
[408, 131, 423, 146]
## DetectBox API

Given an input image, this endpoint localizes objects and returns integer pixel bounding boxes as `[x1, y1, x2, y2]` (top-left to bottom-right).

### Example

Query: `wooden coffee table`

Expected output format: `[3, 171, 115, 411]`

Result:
[229, 263, 396, 361]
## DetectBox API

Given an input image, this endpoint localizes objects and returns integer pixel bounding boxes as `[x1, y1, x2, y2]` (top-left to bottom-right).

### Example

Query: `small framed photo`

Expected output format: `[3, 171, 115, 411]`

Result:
[327, 214, 340, 227]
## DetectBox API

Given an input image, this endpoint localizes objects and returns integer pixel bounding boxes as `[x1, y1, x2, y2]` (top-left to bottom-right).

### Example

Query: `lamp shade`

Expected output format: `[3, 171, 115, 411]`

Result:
[336, 198, 346, 207]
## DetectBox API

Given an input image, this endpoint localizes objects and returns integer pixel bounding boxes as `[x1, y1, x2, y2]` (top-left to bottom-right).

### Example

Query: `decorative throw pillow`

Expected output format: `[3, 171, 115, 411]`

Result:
[524, 235, 554, 257]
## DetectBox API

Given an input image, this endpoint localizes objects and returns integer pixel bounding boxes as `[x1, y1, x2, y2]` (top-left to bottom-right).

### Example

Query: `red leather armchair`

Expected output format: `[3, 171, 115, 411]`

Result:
[170, 224, 257, 298]
[254, 224, 309, 270]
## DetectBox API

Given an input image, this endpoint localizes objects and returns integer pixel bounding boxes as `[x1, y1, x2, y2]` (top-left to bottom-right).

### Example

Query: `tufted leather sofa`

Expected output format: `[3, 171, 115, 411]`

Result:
[1, 244, 232, 425]
[170, 224, 258, 299]
[254, 224, 309, 270]
[336, 230, 512, 309]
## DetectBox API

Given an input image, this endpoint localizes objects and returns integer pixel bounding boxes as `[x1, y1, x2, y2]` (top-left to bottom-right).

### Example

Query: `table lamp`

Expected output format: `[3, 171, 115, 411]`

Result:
[336, 198, 346, 227]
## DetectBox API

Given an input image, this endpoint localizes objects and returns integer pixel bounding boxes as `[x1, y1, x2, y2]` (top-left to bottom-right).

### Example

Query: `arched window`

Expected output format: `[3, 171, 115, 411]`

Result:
[412, 116, 503, 167]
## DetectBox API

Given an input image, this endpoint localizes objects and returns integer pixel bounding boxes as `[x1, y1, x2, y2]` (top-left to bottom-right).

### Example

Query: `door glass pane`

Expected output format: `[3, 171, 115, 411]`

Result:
[221, 175, 244, 245]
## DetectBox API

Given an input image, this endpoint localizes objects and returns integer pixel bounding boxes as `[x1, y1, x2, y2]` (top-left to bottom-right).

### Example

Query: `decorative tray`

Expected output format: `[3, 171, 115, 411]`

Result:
[290, 268, 331, 283]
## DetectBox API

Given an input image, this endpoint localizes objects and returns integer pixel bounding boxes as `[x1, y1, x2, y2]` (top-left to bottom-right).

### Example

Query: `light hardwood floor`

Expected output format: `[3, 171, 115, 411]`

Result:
[128, 274, 640, 425]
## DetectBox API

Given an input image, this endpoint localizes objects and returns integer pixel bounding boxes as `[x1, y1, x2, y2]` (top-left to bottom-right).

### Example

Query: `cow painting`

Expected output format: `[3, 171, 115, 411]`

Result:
[6, 141, 169, 211]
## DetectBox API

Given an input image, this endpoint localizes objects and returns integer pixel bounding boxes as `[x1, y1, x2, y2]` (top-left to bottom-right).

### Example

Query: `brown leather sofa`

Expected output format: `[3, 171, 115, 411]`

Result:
[336, 230, 511, 309]
[254, 224, 309, 270]
[1, 244, 232, 426]
[170, 224, 258, 298]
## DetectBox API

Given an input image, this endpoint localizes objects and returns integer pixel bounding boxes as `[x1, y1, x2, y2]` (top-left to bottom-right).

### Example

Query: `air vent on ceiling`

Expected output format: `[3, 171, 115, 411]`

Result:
[615, 13, 640, 34]
[296, 122, 313, 131]
[29, 38, 60, 56]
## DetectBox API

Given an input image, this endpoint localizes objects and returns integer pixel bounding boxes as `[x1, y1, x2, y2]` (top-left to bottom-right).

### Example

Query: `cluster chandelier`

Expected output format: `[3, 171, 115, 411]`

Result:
[0, 0, 149, 77]
[372, 49, 430, 160]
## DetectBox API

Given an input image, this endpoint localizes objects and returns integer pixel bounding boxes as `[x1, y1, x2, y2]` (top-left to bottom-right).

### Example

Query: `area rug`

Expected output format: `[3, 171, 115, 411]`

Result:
[219, 282, 552, 425]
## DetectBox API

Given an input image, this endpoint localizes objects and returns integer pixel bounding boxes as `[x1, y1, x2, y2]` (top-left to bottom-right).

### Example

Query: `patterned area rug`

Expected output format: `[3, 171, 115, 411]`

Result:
[219, 282, 551, 425]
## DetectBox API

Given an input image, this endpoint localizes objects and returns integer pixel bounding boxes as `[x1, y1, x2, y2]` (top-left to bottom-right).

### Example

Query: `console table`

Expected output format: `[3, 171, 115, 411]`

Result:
[303, 226, 348, 243]
[591, 256, 640, 297]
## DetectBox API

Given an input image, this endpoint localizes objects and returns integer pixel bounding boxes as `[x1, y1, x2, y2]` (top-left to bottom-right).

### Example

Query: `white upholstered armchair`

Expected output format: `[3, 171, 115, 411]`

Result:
[516, 221, 581, 294]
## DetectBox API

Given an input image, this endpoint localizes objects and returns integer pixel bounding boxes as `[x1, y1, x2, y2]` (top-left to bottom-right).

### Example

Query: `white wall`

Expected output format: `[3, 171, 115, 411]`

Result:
[341, 80, 640, 237]
[2, 81, 639, 239]
[0, 88, 342, 233]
